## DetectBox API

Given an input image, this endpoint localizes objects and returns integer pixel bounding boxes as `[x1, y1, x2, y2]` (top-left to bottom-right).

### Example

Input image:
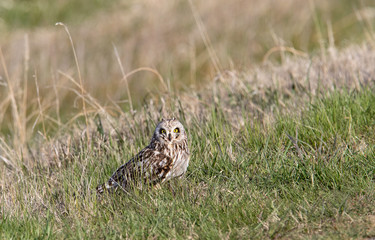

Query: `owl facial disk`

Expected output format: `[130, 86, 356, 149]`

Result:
[155, 118, 186, 144]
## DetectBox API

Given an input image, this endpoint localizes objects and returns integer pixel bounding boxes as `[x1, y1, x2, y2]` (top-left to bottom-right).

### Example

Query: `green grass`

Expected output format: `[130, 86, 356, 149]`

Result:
[1, 1, 375, 238]
[0, 0, 117, 28]
[1, 88, 375, 239]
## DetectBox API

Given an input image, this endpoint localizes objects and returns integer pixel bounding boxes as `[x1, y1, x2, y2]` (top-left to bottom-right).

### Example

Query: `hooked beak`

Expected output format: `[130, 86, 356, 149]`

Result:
[168, 133, 172, 141]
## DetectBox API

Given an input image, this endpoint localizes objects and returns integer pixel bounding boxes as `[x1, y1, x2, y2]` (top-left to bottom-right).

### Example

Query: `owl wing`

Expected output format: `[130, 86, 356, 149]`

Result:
[96, 146, 173, 195]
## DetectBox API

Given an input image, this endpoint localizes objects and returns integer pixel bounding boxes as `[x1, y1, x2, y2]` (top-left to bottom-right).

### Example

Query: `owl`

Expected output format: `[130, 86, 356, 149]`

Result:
[96, 118, 190, 195]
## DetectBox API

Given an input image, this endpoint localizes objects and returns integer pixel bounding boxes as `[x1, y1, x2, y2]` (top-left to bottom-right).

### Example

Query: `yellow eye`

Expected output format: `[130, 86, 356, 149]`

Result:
[174, 128, 180, 133]
[160, 129, 166, 134]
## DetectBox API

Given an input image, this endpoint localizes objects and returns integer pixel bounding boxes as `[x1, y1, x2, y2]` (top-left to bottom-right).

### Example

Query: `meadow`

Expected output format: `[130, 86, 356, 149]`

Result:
[1, 0, 375, 238]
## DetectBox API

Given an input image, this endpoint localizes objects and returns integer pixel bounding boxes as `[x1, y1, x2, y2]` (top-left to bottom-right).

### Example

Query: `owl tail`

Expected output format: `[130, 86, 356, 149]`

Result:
[96, 184, 106, 195]
[96, 179, 119, 195]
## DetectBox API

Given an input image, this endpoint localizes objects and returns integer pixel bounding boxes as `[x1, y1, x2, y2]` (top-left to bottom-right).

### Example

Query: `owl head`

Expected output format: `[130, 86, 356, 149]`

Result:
[153, 118, 187, 144]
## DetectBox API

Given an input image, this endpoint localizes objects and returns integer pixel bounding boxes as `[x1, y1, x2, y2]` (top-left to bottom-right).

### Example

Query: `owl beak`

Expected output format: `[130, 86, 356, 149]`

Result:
[168, 133, 172, 141]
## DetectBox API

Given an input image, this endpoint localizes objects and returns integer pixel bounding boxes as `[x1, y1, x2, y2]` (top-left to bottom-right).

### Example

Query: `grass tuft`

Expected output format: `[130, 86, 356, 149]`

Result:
[1, 86, 375, 238]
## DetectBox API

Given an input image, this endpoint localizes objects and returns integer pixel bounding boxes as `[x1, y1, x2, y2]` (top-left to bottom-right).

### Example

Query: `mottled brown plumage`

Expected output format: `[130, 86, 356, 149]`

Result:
[96, 118, 190, 194]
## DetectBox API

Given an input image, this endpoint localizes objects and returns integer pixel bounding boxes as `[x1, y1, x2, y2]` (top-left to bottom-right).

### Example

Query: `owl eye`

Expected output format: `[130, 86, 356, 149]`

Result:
[160, 129, 166, 134]
[173, 128, 180, 133]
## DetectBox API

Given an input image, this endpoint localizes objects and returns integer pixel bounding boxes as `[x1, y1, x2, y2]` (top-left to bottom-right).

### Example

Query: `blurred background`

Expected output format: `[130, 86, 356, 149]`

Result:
[0, 0, 374, 137]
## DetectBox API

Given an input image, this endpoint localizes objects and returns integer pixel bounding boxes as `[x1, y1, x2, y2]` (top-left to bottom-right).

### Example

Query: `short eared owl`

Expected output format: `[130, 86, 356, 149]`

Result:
[96, 118, 190, 194]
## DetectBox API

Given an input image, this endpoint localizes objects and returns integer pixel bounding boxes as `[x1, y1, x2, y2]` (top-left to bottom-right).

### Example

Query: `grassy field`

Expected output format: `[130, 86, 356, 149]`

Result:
[1, 83, 375, 239]
[1, 0, 375, 239]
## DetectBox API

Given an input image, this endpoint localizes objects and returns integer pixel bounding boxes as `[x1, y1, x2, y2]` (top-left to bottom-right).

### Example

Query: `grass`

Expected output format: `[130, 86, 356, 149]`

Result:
[1, 0, 374, 115]
[0, 0, 117, 29]
[1, 0, 375, 238]
[1, 87, 375, 239]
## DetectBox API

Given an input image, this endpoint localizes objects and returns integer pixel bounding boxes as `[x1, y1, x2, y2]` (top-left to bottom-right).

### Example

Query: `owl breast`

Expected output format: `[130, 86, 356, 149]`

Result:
[159, 140, 189, 181]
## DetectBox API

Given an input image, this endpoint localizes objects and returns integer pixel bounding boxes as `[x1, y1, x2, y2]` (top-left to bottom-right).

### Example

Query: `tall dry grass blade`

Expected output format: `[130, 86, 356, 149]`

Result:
[56, 22, 89, 139]
[113, 44, 133, 114]
[0, 155, 14, 170]
[34, 70, 46, 137]
[0, 137, 19, 171]
[0, 96, 11, 126]
[0, 46, 23, 149]
[270, 31, 286, 64]
[327, 20, 337, 59]
[52, 73, 61, 125]
[309, 0, 327, 62]
[262, 46, 308, 64]
[21, 34, 30, 143]
[122, 67, 168, 92]
[189, 38, 197, 86]
[355, 7, 375, 45]
[57, 71, 109, 112]
[57, 70, 118, 132]
[188, 0, 222, 75]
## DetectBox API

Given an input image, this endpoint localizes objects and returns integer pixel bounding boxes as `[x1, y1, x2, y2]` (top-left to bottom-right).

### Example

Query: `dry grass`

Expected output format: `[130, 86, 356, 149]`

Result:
[1, 1, 374, 125]
[0, 0, 375, 238]
[1, 38, 375, 211]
